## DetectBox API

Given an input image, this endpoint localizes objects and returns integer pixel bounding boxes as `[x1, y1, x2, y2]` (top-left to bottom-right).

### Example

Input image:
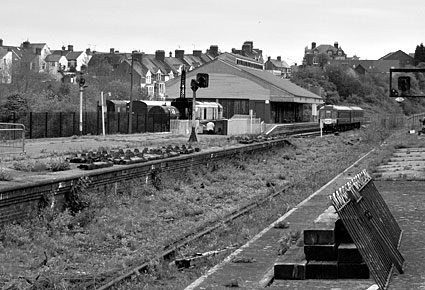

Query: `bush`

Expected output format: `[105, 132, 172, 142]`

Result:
[13, 159, 48, 172]
[48, 157, 70, 172]
[0, 167, 13, 181]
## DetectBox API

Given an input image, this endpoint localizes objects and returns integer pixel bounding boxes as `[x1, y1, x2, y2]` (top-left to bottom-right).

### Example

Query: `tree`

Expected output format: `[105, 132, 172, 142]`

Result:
[414, 43, 425, 66]
[315, 53, 331, 69]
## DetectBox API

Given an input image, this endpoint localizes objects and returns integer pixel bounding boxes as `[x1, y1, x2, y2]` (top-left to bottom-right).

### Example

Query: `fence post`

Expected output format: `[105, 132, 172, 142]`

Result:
[29, 112, 32, 139]
[73, 112, 76, 136]
[96, 110, 100, 135]
[118, 113, 121, 134]
[59, 112, 62, 137]
[45, 112, 48, 138]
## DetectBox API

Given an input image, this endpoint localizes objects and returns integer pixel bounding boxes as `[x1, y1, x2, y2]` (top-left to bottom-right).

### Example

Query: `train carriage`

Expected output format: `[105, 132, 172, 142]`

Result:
[319, 105, 364, 132]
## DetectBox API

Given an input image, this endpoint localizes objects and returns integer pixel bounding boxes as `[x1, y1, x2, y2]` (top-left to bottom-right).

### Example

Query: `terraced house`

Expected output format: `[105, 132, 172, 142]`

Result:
[88, 46, 218, 99]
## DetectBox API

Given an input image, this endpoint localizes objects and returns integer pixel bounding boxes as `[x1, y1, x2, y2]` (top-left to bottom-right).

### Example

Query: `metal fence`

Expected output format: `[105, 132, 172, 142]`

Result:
[0, 122, 25, 155]
[2, 111, 171, 139]
[406, 112, 425, 131]
[330, 170, 404, 290]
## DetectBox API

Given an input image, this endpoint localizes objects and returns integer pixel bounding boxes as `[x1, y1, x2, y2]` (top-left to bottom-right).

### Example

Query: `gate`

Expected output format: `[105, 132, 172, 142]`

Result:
[0, 123, 25, 155]
[330, 170, 404, 290]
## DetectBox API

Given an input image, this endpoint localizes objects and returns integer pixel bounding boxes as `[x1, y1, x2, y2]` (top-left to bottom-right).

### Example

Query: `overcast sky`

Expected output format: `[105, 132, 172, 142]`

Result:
[2, 0, 424, 65]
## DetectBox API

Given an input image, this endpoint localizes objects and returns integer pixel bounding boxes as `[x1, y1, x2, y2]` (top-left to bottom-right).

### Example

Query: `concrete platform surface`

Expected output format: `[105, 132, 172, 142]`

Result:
[184, 149, 425, 290]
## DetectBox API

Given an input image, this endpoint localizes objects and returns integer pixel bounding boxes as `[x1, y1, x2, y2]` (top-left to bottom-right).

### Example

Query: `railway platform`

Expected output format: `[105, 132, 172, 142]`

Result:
[184, 148, 425, 290]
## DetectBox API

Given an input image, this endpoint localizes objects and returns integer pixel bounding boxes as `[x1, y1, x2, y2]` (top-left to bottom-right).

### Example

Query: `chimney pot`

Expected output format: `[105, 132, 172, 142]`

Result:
[110, 48, 115, 54]
[312, 42, 316, 49]
[68, 45, 73, 52]
[334, 42, 339, 49]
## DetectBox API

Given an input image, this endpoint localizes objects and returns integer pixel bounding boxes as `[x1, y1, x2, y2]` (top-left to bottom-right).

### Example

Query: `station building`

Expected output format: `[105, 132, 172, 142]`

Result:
[165, 52, 323, 124]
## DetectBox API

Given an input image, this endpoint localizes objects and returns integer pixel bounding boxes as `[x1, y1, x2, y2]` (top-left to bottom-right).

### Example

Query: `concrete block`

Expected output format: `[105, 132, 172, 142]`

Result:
[337, 243, 363, 263]
[306, 261, 338, 279]
[304, 228, 335, 245]
[274, 246, 307, 280]
[304, 244, 337, 261]
[335, 219, 353, 244]
[338, 262, 370, 279]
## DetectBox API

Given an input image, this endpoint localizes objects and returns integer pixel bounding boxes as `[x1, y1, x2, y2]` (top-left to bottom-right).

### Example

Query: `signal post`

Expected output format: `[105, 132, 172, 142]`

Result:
[188, 73, 209, 142]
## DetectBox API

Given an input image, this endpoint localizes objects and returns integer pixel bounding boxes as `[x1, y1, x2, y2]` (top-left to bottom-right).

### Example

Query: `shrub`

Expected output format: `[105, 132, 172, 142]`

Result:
[48, 157, 70, 172]
[0, 167, 13, 181]
[13, 159, 48, 172]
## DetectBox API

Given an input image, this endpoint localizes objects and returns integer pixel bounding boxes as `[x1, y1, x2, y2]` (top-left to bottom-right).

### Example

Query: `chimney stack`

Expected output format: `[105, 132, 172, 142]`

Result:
[175, 49, 185, 60]
[312, 42, 316, 49]
[277, 56, 281, 61]
[35, 48, 42, 55]
[193, 50, 202, 58]
[0, 39, 3, 46]
[209, 45, 219, 57]
[68, 45, 73, 52]
[155, 50, 165, 62]
[334, 42, 339, 49]
[133, 52, 143, 63]
[22, 41, 30, 49]
[110, 48, 115, 54]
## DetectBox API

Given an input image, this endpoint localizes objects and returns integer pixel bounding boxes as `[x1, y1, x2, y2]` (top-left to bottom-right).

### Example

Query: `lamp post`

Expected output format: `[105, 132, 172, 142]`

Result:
[78, 71, 86, 135]
[128, 50, 137, 134]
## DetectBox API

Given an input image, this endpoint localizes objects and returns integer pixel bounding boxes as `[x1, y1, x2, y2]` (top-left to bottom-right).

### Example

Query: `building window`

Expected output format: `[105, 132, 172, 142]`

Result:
[146, 75, 151, 84]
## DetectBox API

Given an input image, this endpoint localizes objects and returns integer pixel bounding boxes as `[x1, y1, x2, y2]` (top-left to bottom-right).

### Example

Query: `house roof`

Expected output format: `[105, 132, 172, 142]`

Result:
[165, 52, 322, 103]
[164, 57, 186, 74]
[0, 48, 10, 58]
[269, 59, 290, 68]
[142, 54, 170, 74]
[379, 50, 413, 60]
[217, 52, 264, 67]
[66, 51, 84, 60]
[45, 54, 63, 62]
[329, 59, 399, 73]
[238, 64, 322, 100]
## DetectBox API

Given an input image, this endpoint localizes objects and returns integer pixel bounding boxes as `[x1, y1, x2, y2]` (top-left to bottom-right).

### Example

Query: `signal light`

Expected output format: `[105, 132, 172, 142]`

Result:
[78, 77, 86, 87]
[398, 76, 410, 92]
[196, 73, 209, 88]
[390, 88, 399, 97]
